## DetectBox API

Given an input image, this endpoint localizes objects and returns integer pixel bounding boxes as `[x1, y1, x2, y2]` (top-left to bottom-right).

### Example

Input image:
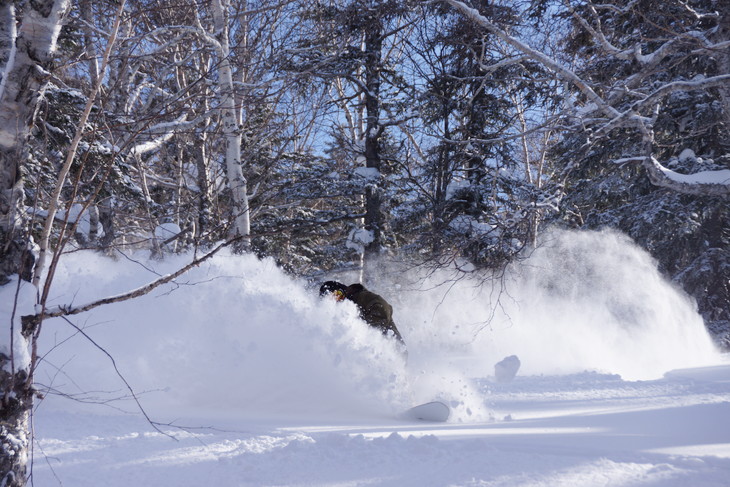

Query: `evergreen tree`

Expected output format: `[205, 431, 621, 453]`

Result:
[550, 0, 730, 347]
[288, 0, 419, 282]
[393, 1, 561, 271]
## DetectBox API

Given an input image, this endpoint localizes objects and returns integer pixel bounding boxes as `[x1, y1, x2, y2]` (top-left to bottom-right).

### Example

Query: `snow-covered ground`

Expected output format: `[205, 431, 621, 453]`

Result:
[12, 229, 730, 485]
[32, 366, 730, 486]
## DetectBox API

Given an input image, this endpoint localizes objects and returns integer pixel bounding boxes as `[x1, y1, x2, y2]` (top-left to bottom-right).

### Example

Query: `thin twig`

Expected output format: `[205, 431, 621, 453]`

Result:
[59, 316, 176, 440]
[29, 236, 242, 322]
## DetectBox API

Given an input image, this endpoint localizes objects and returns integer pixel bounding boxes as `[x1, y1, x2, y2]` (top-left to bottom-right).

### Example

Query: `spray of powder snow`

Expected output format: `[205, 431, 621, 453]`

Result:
[31, 228, 720, 425]
[394, 228, 720, 382]
[36, 251, 411, 422]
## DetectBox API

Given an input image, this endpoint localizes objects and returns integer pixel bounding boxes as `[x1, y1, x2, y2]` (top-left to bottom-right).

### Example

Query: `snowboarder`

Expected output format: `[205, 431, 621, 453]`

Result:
[320, 280, 406, 352]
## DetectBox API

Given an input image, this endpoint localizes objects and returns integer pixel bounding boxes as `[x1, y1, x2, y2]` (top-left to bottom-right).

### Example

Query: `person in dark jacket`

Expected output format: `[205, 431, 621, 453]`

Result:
[320, 281, 406, 350]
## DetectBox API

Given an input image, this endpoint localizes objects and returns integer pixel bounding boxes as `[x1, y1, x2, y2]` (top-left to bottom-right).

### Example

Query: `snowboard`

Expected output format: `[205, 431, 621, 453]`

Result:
[402, 401, 450, 422]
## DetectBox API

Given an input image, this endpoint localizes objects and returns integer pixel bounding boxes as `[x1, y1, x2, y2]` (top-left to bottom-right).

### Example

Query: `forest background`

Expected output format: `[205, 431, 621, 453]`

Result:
[4, 0, 729, 377]
[0, 1, 728, 483]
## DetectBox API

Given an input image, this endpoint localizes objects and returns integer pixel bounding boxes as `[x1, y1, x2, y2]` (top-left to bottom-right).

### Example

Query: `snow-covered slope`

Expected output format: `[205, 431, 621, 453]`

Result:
[32, 366, 730, 486]
[18, 229, 729, 485]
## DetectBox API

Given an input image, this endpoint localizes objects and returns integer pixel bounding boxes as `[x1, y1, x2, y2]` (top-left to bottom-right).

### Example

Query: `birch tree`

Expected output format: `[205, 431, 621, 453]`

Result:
[194, 0, 252, 243]
[0, 1, 69, 285]
[0, 1, 70, 483]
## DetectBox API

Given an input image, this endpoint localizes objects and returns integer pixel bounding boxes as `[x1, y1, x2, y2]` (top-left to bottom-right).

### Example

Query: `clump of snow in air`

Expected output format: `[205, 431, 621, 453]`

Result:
[354, 166, 380, 180]
[507, 228, 719, 379]
[37, 251, 411, 422]
[494, 355, 521, 383]
[346, 227, 375, 254]
[33, 228, 720, 426]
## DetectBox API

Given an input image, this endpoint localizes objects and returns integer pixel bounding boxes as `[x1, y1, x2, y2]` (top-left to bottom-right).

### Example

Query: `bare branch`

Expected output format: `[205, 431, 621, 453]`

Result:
[33, 0, 128, 290]
[58, 316, 176, 440]
[24, 237, 242, 325]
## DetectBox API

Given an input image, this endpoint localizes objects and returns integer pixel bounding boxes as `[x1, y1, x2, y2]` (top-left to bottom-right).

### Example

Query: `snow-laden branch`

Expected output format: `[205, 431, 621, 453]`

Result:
[567, 2, 712, 66]
[443, 0, 620, 119]
[126, 24, 205, 45]
[592, 0, 641, 15]
[680, 1, 720, 21]
[129, 114, 189, 157]
[614, 154, 730, 196]
[638, 75, 730, 109]
[644, 158, 730, 196]
[444, 0, 730, 197]
[592, 74, 730, 138]
[567, 1, 632, 60]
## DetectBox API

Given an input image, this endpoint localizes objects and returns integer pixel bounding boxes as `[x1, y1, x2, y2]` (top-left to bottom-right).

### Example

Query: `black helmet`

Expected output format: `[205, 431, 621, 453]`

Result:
[319, 280, 347, 297]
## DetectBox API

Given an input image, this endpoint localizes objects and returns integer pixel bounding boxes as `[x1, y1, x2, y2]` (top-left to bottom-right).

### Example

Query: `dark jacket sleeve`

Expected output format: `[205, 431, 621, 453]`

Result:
[348, 287, 406, 346]
[365, 301, 404, 344]
[363, 301, 391, 330]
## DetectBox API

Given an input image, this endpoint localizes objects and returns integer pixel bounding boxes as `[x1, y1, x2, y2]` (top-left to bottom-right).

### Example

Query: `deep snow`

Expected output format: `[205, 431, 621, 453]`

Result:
[7, 229, 728, 485]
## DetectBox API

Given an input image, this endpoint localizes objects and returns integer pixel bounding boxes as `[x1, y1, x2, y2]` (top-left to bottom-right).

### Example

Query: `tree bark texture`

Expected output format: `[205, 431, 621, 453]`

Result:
[211, 0, 251, 244]
[0, 0, 69, 484]
[362, 17, 384, 282]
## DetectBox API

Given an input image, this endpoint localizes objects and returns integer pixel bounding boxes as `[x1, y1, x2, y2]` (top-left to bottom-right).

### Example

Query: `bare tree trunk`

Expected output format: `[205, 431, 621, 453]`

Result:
[79, 0, 99, 87]
[98, 196, 116, 252]
[210, 0, 251, 245]
[0, 3, 14, 73]
[712, 6, 730, 131]
[194, 128, 215, 241]
[362, 18, 384, 283]
[0, 1, 70, 483]
[0, 353, 32, 487]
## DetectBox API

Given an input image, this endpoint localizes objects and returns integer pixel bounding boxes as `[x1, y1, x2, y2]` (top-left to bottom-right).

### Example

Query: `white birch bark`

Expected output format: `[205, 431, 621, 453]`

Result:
[0, 1, 69, 148]
[0, 2, 70, 484]
[208, 0, 251, 241]
[0, 0, 69, 285]
[0, 2, 15, 87]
